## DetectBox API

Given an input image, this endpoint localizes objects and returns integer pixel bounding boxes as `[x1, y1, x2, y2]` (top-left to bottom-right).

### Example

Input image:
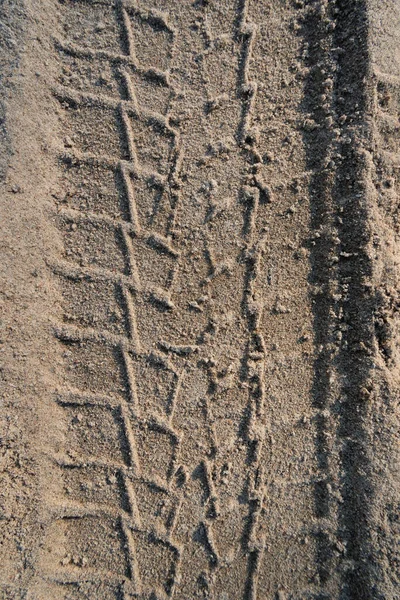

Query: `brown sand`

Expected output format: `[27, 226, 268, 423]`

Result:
[0, 1, 399, 598]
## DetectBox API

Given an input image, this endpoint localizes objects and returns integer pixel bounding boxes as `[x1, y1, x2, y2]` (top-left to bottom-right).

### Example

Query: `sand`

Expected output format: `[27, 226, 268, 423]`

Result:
[0, 1, 399, 598]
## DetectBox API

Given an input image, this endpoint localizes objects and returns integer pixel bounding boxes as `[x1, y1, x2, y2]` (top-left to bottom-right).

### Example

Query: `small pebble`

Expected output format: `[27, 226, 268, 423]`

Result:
[64, 136, 74, 148]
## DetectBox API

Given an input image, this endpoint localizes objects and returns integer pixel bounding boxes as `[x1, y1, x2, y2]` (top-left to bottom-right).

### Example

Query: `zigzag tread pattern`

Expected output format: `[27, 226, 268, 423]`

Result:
[43, 2, 185, 598]
[37, 0, 372, 598]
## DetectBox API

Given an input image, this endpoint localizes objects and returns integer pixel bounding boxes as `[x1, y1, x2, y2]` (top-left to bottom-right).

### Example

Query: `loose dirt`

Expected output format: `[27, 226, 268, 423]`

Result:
[1, 1, 399, 599]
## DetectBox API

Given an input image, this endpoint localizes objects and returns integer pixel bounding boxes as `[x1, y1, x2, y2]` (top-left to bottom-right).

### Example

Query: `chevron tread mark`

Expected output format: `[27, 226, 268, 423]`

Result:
[17, 0, 395, 598]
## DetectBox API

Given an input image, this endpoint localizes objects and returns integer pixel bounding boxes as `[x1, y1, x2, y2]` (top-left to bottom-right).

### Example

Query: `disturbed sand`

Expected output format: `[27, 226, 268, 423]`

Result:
[1, 1, 400, 598]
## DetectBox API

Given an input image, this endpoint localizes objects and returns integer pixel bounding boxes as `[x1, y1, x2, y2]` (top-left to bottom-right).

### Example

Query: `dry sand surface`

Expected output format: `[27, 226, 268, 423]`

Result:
[1, 0, 400, 598]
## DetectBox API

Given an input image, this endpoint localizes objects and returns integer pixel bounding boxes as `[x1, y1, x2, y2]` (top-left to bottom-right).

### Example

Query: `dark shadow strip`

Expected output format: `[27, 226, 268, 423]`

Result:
[302, 0, 375, 597]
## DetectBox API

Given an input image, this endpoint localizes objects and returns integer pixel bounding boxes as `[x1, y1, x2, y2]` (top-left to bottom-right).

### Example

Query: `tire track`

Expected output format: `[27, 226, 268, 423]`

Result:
[236, 5, 268, 598]
[300, 1, 345, 593]
[303, 0, 385, 597]
[331, 5, 374, 596]
[244, 1, 324, 596]
[165, 2, 251, 597]
[45, 0, 330, 597]
[40, 2, 186, 597]
[19, 0, 400, 598]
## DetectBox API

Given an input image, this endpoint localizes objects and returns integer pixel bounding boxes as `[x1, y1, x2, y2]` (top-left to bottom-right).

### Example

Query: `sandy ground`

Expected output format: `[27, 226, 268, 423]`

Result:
[0, 1, 399, 598]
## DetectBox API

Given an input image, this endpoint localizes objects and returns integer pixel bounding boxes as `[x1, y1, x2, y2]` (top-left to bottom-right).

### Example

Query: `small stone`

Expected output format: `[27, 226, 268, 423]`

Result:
[214, 34, 230, 49]
[64, 136, 74, 148]
[302, 118, 318, 131]
[335, 540, 346, 553]
[263, 151, 274, 163]
[360, 387, 371, 400]
[72, 413, 82, 424]
[242, 186, 256, 202]
[385, 177, 395, 188]
[95, 21, 106, 32]
[206, 93, 229, 113]
[294, 247, 308, 260]
[241, 82, 256, 97]
[299, 333, 310, 343]
[273, 300, 291, 315]
[98, 72, 109, 85]
[201, 179, 218, 195]
[189, 301, 203, 312]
